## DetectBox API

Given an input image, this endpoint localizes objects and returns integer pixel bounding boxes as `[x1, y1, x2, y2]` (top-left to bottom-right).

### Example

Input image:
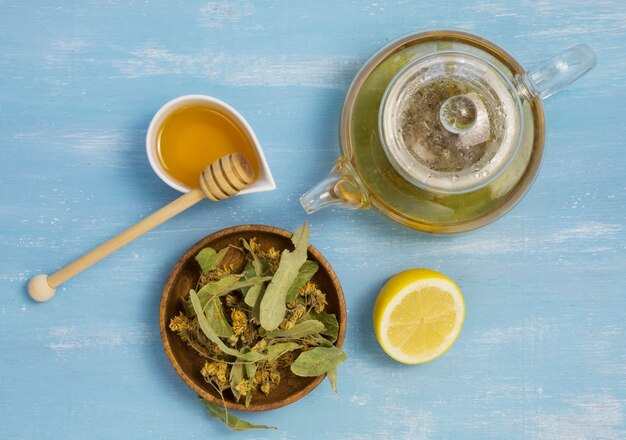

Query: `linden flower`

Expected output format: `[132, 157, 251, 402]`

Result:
[266, 247, 280, 260]
[201, 265, 234, 284]
[253, 370, 263, 386]
[225, 294, 238, 307]
[169, 312, 191, 332]
[299, 281, 318, 297]
[291, 304, 306, 321]
[270, 371, 281, 384]
[279, 319, 295, 330]
[231, 309, 248, 337]
[201, 361, 229, 389]
[201, 361, 219, 378]
[249, 237, 261, 252]
[276, 352, 295, 369]
[251, 339, 268, 352]
[234, 379, 251, 397]
[260, 382, 271, 395]
[313, 290, 328, 313]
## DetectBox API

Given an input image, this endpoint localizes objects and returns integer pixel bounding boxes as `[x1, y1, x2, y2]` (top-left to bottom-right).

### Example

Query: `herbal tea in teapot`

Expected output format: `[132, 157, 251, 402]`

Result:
[301, 31, 595, 233]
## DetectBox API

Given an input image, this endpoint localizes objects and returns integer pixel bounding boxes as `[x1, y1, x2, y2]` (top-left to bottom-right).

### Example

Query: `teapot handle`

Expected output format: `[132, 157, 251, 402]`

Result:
[300, 157, 370, 213]
[518, 44, 596, 100]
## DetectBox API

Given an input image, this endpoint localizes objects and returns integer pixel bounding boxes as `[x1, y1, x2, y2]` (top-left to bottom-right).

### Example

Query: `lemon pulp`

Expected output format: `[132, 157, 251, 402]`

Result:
[373, 269, 465, 364]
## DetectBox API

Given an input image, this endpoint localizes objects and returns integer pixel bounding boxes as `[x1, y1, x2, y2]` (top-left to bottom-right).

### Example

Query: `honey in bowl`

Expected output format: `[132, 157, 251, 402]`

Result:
[156, 105, 260, 189]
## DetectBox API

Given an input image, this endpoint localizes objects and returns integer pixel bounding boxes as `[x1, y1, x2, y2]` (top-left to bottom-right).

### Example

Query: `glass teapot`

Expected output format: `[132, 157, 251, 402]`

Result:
[300, 31, 595, 233]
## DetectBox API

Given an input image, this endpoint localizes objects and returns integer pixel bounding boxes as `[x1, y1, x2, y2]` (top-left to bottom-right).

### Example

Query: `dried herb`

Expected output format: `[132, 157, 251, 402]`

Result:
[169, 223, 347, 431]
[199, 398, 276, 431]
[290, 346, 348, 377]
[204, 296, 232, 338]
[229, 363, 245, 401]
[308, 311, 339, 343]
[259, 223, 310, 331]
[267, 320, 325, 338]
[196, 247, 229, 274]
[264, 341, 300, 360]
[327, 367, 339, 393]
[285, 260, 318, 303]
[189, 290, 240, 357]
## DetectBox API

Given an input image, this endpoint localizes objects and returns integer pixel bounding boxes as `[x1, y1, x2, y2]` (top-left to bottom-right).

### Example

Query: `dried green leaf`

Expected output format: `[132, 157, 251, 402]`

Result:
[267, 320, 324, 339]
[205, 296, 232, 338]
[327, 367, 338, 393]
[314, 335, 335, 348]
[265, 342, 300, 361]
[244, 360, 257, 383]
[240, 261, 256, 296]
[241, 239, 263, 276]
[195, 247, 229, 273]
[260, 223, 310, 331]
[290, 346, 347, 377]
[237, 351, 268, 363]
[199, 397, 276, 431]
[229, 363, 245, 401]
[195, 275, 271, 309]
[189, 290, 240, 357]
[225, 277, 271, 298]
[285, 260, 319, 303]
[244, 283, 265, 308]
[308, 311, 339, 343]
[193, 274, 242, 310]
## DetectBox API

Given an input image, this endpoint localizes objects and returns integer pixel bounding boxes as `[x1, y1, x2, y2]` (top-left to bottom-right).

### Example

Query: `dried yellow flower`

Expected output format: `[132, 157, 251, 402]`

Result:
[234, 379, 251, 397]
[231, 309, 248, 337]
[249, 237, 261, 253]
[201, 361, 219, 378]
[300, 281, 318, 296]
[253, 370, 263, 386]
[169, 312, 191, 332]
[280, 320, 295, 330]
[267, 247, 280, 260]
[251, 339, 268, 352]
[276, 352, 296, 369]
[270, 371, 281, 384]
[260, 382, 271, 395]
[313, 291, 327, 313]
[291, 304, 306, 321]
[225, 293, 238, 307]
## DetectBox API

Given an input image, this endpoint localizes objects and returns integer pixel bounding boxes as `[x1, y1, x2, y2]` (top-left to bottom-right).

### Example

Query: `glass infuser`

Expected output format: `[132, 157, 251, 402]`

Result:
[301, 31, 596, 233]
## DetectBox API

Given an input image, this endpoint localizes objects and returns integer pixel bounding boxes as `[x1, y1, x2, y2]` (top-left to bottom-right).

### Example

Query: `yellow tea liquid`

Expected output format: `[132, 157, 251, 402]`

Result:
[156, 106, 259, 188]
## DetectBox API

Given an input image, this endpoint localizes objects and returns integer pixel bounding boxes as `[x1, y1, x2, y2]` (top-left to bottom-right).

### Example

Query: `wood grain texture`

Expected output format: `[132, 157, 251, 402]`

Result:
[1, 1, 624, 439]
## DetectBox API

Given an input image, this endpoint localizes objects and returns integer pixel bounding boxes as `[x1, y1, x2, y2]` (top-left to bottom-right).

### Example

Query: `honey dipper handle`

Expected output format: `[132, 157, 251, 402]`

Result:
[28, 189, 205, 302]
[28, 153, 256, 302]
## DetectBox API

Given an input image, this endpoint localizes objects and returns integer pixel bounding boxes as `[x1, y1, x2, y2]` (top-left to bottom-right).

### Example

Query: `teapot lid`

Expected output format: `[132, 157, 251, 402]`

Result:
[379, 51, 523, 194]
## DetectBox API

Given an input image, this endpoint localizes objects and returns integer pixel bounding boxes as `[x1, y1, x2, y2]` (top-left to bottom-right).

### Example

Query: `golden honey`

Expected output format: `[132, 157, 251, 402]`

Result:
[156, 106, 259, 188]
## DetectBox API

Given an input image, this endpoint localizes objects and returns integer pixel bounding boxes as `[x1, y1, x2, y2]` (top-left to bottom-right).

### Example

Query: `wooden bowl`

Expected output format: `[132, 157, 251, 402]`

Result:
[159, 224, 346, 412]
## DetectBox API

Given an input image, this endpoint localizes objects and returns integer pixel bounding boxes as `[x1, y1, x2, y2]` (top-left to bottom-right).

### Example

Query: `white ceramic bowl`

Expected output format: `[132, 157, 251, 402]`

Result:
[146, 94, 276, 194]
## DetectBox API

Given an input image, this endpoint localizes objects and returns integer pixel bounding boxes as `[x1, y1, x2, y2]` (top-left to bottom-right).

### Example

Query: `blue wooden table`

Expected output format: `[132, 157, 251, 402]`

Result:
[1, 1, 625, 438]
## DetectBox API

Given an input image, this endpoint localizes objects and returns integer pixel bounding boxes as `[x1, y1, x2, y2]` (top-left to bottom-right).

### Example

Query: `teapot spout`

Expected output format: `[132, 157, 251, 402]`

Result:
[519, 44, 596, 100]
[300, 158, 370, 214]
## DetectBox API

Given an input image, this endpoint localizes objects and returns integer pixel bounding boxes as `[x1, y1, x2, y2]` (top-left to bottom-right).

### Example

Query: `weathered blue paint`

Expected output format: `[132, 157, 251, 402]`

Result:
[1, 1, 624, 439]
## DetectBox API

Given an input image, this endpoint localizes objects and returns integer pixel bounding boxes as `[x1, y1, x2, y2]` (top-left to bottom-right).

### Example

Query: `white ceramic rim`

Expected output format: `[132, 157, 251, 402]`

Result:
[146, 94, 276, 194]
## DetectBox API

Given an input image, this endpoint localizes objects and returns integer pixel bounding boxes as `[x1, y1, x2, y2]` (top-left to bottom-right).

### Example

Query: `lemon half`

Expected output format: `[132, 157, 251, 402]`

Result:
[373, 269, 465, 364]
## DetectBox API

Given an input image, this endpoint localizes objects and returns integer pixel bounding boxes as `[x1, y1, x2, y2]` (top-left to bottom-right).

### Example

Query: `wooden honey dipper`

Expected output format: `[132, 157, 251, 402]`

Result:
[28, 152, 256, 302]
